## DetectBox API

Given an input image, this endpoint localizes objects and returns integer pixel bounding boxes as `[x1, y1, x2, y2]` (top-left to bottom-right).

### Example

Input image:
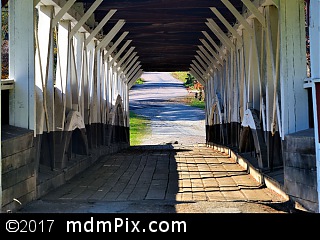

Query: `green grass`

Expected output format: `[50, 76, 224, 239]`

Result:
[135, 77, 145, 85]
[171, 71, 189, 82]
[129, 111, 150, 146]
[129, 73, 204, 147]
[190, 98, 205, 109]
[171, 72, 205, 109]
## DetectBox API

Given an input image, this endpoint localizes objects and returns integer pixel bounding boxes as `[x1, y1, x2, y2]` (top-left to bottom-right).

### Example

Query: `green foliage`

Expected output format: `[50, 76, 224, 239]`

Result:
[171, 71, 196, 88]
[190, 98, 205, 109]
[129, 111, 150, 146]
[1, 6, 8, 41]
[184, 73, 195, 88]
[135, 77, 145, 85]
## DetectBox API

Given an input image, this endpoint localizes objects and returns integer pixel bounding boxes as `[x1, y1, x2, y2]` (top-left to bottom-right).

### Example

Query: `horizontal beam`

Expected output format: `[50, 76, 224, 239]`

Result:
[1, 79, 15, 90]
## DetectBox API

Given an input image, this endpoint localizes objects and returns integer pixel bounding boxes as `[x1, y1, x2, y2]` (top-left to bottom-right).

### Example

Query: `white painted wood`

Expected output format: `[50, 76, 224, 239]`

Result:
[74, 32, 85, 117]
[251, 19, 262, 111]
[309, 0, 320, 78]
[128, 68, 142, 83]
[104, 32, 129, 59]
[118, 52, 138, 74]
[128, 70, 143, 89]
[196, 50, 216, 72]
[200, 39, 223, 65]
[124, 83, 130, 125]
[1, 80, 14, 90]
[206, 19, 235, 50]
[64, 110, 86, 131]
[115, 47, 135, 68]
[192, 60, 207, 79]
[195, 55, 213, 79]
[70, 38, 79, 111]
[109, 40, 132, 66]
[96, 49, 102, 123]
[255, 10, 267, 133]
[242, 109, 257, 129]
[202, 31, 223, 54]
[279, 0, 308, 137]
[189, 69, 206, 86]
[225, 53, 231, 123]
[9, 0, 35, 131]
[242, 28, 251, 110]
[238, 43, 246, 121]
[190, 64, 206, 81]
[221, 0, 254, 35]
[221, 63, 227, 124]
[90, 41, 99, 123]
[264, 6, 276, 133]
[230, 45, 240, 123]
[241, 0, 266, 27]
[210, 7, 243, 45]
[55, 20, 71, 130]
[52, 0, 76, 26]
[126, 62, 141, 80]
[195, 55, 212, 76]
[262, 0, 279, 8]
[85, 9, 117, 46]
[271, 12, 280, 136]
[189, 69, 202, 84]
[34, 0, 41, 7]
[101, 55, 107, 124]
[87, 41, 96, 122]
[96, 20, 125, 50]
[122, 56, 139, 77]
[190, 65, 203, 79]
[35, 5, 55, 133]
[111, 69, 117, 104]
[198, 45, 221, 70]
[104, 60, 111, 112]
[70, 0, 103, 38]
[65, 27, 73, 114]
[82, 34, 90, 124]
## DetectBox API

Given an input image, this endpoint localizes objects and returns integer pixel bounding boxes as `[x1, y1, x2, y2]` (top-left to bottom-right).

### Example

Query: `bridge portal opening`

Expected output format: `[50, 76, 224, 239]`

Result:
[128, 71, 206, 146]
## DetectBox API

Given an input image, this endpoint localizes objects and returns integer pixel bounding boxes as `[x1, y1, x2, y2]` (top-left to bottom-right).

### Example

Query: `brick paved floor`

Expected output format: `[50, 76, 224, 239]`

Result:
[18, 72, 296, 213]
[19, 144, 293, 213]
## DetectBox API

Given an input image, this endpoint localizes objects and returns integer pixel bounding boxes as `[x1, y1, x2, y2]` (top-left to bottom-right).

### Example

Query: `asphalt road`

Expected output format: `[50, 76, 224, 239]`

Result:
[129, 72, 206, 146]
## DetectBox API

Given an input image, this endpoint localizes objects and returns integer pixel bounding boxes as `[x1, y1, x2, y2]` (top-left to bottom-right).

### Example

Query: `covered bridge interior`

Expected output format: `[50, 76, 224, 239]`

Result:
[1, 0, 320, 213]
[77, 0, 244, 72]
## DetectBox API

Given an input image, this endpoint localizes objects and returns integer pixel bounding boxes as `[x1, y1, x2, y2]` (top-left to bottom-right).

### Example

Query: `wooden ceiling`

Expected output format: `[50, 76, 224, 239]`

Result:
[20, 0, 246, 72]
[82, 0, 247, 72]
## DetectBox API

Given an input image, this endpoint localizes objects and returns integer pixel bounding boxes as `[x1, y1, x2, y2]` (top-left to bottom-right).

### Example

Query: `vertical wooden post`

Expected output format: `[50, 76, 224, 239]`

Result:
[309, 0, 320, 213]
[35, 5, 54, 134]
[55, 20, 71, 131]
[82, 33, 90, 125]
[280, 0, 309, 136]
[35, 5, 55, 169]
[8, 0, 35, 131]
[75, 32, 85, 118]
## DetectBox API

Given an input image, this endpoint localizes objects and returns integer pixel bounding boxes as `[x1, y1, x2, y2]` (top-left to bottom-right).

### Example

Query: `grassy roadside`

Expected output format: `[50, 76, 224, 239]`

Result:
[129, 111, 151, 146]
[171, 71, 205, 109]
[189, 97, 205, 109]
[129, 72, 204, 146]
[171, 71, 189, 82]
